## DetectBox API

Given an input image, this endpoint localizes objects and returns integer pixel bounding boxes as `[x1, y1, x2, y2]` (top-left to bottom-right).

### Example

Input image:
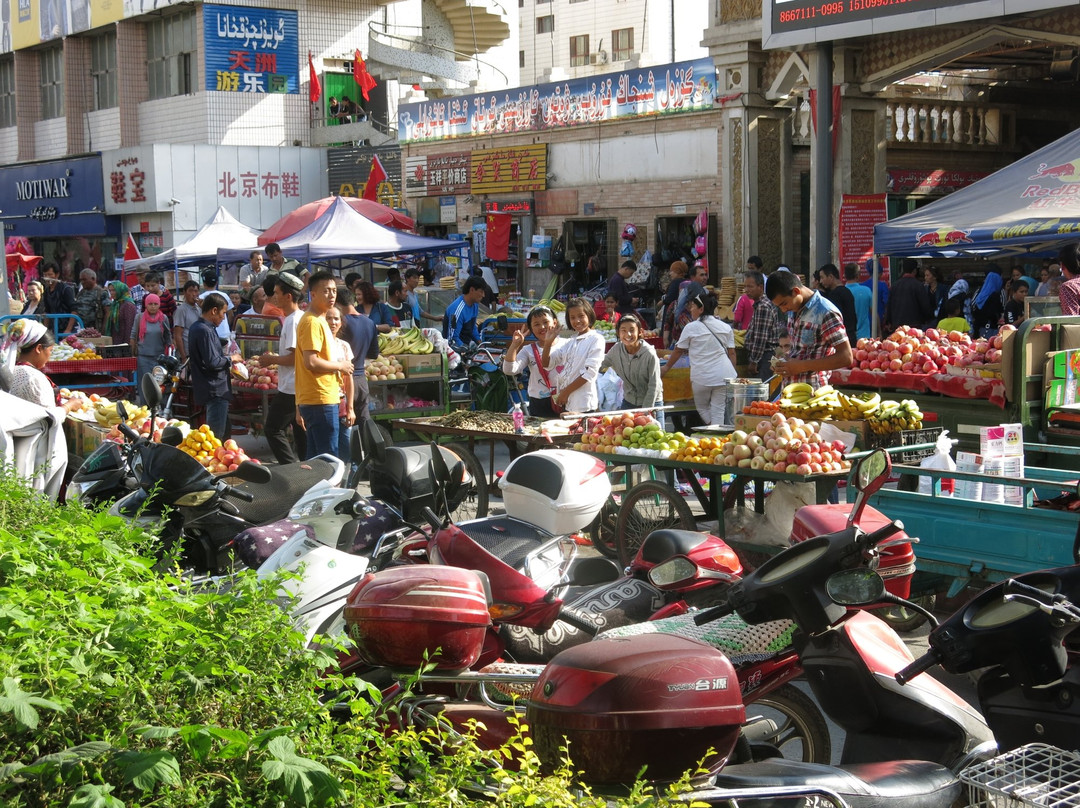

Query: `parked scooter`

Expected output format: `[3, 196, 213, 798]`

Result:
[109, 376, 346, 574]
[342, 450, 973, 805]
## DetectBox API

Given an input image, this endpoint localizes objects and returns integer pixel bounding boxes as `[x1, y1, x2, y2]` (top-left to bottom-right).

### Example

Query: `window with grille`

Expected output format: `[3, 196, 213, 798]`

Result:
[570, 34, 589, 67]
[0, 57, 14, 129]
[40, 47, 64, 119]
[536, 15, 554, 34]
[91, 31, 118, 110]
[147, 10, 196, 99]
[519, 50, 525, 69]
[612, 27, 633, 61]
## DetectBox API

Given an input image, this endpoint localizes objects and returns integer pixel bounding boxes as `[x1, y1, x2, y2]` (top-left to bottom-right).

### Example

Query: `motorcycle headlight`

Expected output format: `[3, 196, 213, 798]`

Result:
[65, 480, 95, 502]
[175, 490, 216, 507]
[151, 366, 167, 386]
[289, 493, 341, 521]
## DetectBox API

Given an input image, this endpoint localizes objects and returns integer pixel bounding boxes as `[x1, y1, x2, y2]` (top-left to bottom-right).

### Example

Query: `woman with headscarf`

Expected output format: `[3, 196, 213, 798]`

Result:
[20, 281, 44, 317]
[130, 293, 173, 405]
[1, 319, 83, 497]
[971, 266, 1004, 338]
[103, 281, 137, 346]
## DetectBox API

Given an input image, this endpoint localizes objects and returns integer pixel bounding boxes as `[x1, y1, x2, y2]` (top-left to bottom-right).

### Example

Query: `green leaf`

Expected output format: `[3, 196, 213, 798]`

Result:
[262, 736, 343, 807]
[205, 726, 251, 759]
[133, 726, 179, 741]
[0, 762, 25, 781]
[0, 677, 64, 730]
[116, 750, 181, 792]
[68, 783, 125, 808]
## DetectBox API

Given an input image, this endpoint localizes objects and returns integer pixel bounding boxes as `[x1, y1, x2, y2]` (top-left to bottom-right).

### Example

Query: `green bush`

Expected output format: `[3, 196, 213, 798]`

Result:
[0, 470, 695, 807]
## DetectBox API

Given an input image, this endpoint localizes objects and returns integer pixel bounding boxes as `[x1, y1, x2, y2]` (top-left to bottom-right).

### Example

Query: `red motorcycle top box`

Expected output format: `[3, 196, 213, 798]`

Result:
[344, 566, 492, 673]
[498, 450, 608, 536]
[527, 633, 746, 784]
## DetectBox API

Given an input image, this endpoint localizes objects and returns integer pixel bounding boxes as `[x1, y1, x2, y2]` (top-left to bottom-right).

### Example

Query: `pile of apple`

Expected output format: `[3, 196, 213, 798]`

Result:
[104, 415, 186, 444]
[718, 413, 851, 475]
[851, 324, 1017, 374]
[365, 357, 406, 382]
[234, 359, 278, 390]
[574, 412, 691, 456]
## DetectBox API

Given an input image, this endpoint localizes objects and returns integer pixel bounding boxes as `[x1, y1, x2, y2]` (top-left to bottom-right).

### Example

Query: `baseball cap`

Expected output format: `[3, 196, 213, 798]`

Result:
[276, 271, 304, 292]
[201, 268, 218, 285]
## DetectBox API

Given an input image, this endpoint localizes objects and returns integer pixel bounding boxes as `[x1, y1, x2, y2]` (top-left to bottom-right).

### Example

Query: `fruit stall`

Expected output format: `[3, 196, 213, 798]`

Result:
[42, 331, 137, 398]
[366, 327, 448, 423]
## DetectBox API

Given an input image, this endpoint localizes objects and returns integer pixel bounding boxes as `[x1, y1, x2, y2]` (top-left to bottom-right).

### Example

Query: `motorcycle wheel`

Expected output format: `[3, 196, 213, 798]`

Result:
[874, 593, 936, 633]
[587, 495, 620, 559]
[444, 442, 489, 521]
[744, 684, 832, 765]
[615, 480, 695, 566]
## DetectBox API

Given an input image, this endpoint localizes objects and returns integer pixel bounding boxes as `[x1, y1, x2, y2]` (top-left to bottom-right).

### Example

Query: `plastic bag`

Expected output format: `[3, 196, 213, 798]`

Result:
[918, 429, 957, 495]
[597, 368, 623, 412]
[764, 481, 817, 539]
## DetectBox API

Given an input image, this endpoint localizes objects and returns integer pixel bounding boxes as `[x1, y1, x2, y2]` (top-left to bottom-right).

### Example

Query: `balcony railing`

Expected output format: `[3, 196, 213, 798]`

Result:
[368, 20, 508, 92]
[787, 93, 1014, 150]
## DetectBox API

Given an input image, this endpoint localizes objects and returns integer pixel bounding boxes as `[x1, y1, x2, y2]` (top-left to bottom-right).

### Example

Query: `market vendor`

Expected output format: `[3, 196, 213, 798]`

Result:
[765, 271, 852, 389]
[601, 314, 662, 413]
[443, 277, 487, 349]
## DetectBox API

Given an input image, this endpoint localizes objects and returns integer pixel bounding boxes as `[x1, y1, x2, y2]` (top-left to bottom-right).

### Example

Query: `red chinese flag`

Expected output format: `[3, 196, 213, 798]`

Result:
[123, 234, 141, 262]
[308, 52, 321, 104]
[363, 155, 387, 201]
[485, 213, 511, 262]
[354, 49, 377, 102]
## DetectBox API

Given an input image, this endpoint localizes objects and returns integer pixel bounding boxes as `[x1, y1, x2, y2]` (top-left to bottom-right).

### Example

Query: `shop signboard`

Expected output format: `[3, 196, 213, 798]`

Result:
[0, 155, 112, 237]
[203, 4, 298, 94]
[398, 57, 717, 143]
[471, 145, 547, 194]
[887, 169, 989, 196]
[838, 193, 887, 269]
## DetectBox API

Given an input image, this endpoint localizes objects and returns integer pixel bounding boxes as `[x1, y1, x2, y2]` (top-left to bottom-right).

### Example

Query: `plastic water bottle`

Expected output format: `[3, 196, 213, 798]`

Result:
[512, 402, 525, 434]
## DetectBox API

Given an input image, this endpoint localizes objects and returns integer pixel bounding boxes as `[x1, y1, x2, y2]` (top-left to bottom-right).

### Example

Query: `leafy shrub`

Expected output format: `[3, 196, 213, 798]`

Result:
[0, 470, 695, 807]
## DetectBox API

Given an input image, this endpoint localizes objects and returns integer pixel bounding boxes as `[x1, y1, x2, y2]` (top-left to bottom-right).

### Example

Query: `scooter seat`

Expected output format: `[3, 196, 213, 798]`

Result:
[226, 458, 338, 525]
[459, 515, 553, 571]
[710, 758, 960, 808]
[638, 529, 711, 564]
[372, 445, 461, 506]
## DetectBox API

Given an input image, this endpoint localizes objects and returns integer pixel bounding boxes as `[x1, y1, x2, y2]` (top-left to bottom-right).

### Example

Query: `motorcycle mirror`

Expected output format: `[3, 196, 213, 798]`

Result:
[648, 556, 700, 588]
[848, 448, 891, 529]
[826, 568, 887, 606]
[231, 460, 272, 485]
[115, 399, 129, 423]
[160, 425, 184, 446]
[140, 374, 162, 410]
[350, 426, 363, 465]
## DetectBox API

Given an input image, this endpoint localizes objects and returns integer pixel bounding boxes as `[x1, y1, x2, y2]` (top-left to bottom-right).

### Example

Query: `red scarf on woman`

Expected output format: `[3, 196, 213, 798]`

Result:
[137, 293, 166, 341]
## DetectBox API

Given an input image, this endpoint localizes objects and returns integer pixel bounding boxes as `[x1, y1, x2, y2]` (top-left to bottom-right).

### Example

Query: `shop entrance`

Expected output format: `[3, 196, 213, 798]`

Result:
[563, 218, 614, 293]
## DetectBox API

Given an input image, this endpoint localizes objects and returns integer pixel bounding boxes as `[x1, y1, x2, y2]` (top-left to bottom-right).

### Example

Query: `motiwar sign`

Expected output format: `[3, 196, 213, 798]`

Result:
[471, 145, 547, 194]
[203, 5, 299, 94]
[398, 57, 717, 143]
[15, 177, 70, 201]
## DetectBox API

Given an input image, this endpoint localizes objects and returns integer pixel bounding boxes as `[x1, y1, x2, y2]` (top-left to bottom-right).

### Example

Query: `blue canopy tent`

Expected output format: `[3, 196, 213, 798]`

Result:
[875, 126, 1080, 259]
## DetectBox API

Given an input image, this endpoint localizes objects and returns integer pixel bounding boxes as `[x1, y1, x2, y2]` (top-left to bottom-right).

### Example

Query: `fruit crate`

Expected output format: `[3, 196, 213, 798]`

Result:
[403, 353, 443, 378]
[869, 427, 942, 463]
[960, 743, 1080, 808]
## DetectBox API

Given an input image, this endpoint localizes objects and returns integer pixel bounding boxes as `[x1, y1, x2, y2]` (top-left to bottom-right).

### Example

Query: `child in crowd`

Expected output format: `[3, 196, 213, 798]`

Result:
[540, 296, 605, 413]
[1003, 280, 1028, 326]
[502, 305, 562, 419]
[325, 304, 356, 464]
[936, 297, 971, 335]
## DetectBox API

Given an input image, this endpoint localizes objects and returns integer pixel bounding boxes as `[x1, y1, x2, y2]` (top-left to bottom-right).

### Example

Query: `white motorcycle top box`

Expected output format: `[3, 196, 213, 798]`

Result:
[498, 450, 610, 536]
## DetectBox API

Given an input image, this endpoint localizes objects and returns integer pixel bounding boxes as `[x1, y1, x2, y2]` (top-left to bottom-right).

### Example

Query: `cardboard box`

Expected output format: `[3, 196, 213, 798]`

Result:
[80, 423, 109, 457]
[979, 426, 1005, 457]
[1001, 326, 1051, 401]
[662, 367, 692, 402]
[83, 336, 113, 348]
[955, 451, 984, 501]
[403, 353, 442, 378]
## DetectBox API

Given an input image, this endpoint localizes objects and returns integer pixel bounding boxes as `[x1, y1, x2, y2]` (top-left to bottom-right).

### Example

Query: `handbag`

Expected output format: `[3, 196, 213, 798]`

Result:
[532, 344, 561, 413]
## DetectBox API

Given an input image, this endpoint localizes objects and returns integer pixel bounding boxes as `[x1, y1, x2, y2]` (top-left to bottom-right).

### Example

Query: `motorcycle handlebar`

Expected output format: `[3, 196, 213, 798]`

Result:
[223, 485, 255, 503]
[558, 607, 599, 636]
[117, 421, 142, 442]
[1003, 578, 1062, 605]
[895, 648, 943, 685]
[693, 602, 733, 626]
[860, 520, 905, 550]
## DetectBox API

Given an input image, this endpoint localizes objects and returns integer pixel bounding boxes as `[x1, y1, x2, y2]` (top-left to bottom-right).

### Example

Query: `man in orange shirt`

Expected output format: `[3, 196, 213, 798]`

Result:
[294, 271, 353, 458]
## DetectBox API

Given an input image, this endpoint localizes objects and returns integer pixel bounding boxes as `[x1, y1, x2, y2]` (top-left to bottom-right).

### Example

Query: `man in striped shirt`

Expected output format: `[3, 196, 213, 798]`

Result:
[743, 271, 784, 378]
[766, 270, 852, 389]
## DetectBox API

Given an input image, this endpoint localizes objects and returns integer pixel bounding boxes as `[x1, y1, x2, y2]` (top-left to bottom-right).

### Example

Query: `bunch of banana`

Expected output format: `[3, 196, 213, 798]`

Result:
[93, 399, 148, 427]
[780, 383, 843, 420]
[379, 327, 434, 355]
[836, 391, 881, 420]
[868, 399, 924, 434]
[539, 298, 566, 314]
[733, 330, 746, 348]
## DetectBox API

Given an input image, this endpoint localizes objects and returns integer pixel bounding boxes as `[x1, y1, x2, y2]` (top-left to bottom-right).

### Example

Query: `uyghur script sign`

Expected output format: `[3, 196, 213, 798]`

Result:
[398, 57, 717, 143]
[204, 5, 299, 94]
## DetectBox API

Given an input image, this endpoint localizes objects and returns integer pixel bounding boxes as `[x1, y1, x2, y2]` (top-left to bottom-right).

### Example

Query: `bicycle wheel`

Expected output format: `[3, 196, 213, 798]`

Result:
[445, 442, 490, 521]
[743, 684, 832, 764]
[587, 495, 620, 559]
[614, 480, 695, 566]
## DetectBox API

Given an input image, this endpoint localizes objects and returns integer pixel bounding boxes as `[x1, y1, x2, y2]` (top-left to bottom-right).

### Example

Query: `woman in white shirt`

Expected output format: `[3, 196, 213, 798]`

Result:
[502, 305, 562, 418]
[540, 297, 605, 413]
[327, 305, 356, 464]
[662, 293, 737, 426]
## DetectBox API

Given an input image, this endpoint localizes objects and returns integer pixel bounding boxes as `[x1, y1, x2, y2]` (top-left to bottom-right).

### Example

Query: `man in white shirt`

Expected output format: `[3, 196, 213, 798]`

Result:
[198, 268, 233, 340]
[256, 272, 307, 464]
[172, 280, 202, 362]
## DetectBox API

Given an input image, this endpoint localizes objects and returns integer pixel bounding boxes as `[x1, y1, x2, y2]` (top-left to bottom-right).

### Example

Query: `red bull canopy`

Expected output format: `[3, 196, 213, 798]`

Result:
[874, 126, 1080, 258]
